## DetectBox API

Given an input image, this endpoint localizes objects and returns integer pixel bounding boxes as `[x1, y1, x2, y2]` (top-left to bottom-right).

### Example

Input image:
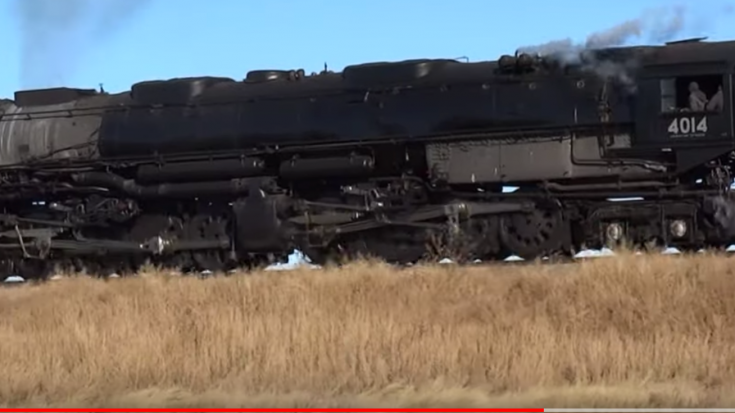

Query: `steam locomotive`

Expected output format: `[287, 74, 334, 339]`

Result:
[1, 37, 734, 278]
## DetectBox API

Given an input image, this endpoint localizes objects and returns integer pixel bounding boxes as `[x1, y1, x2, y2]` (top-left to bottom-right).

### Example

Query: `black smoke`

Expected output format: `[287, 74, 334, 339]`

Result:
[12, 0, 153, 91]
[515, 4, 733, 92]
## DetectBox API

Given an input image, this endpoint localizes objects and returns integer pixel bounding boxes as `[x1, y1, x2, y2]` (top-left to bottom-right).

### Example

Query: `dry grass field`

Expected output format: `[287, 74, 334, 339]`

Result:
[2, 251, 735, 408]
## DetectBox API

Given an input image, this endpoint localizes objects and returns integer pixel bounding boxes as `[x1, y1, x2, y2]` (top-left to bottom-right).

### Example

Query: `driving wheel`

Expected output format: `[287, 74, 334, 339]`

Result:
[500, 204, 568, 260]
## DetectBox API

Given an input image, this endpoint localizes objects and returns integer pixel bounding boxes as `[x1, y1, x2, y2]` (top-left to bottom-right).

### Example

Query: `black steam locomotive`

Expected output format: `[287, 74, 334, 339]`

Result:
[1, 37, 734, 278]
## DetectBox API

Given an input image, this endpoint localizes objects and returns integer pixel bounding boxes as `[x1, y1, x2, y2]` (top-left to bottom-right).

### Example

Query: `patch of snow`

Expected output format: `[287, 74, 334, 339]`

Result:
[573, 250, 599, 259]
[264, 250, 321, 271]
[4, 275, 24, 283]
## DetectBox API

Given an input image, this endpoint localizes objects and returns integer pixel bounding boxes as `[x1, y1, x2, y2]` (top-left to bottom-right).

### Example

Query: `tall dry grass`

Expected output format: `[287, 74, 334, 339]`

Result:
[2, 252, 735, 407]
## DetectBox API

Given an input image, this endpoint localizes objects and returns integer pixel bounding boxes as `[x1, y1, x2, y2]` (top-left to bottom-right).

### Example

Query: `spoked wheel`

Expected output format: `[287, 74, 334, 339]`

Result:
[499, 202, 569, 261]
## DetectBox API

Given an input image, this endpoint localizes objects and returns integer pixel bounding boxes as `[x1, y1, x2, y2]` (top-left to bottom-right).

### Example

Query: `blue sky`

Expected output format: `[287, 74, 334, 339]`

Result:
[0, 0, 733, 97]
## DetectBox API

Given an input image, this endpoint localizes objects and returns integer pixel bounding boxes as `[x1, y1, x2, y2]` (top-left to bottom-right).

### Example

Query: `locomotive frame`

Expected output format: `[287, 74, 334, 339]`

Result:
[0, 37, 734, 279]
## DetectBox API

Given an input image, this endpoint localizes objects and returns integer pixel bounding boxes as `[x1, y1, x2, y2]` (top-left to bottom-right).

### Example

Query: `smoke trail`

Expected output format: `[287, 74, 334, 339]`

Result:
[515, 4, 732, 91]
[517, 5, 692, 57]
[12, 0, 152, 91]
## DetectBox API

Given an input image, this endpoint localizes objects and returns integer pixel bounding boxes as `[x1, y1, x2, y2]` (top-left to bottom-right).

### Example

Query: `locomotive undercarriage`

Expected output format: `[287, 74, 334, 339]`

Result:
[0, 165, 732, 281]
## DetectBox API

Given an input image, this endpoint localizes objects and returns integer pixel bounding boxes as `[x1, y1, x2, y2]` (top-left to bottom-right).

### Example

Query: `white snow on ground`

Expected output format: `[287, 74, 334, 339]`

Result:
[2, 245, 714, 283]
[263, 250, 320, 271]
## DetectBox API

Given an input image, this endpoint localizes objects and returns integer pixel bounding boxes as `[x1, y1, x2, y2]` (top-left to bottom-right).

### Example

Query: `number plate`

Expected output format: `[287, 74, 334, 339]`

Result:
[667, 116, 708, 138]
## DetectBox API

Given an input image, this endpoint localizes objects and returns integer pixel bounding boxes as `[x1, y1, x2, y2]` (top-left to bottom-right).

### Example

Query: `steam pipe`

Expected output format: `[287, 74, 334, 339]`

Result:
[136, 158, 265, 184]
[71, 172, 253, 198]
[279, 155, 374, 180]
[543, 181, 669, 192]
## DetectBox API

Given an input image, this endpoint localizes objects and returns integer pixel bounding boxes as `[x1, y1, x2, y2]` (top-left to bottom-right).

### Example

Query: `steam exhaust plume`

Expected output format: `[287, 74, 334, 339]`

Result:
[516, 4, 733, 91]
[12, 0, 152, 91]
[515, 4, 723, 57]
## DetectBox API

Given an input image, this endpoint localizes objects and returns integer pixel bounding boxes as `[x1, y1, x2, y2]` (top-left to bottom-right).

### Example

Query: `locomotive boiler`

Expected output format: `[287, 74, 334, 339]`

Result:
[0, 37, 734, 278]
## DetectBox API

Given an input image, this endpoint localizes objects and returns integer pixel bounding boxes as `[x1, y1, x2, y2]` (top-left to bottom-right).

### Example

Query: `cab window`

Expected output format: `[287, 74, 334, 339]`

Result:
[660, 74, 723, 113]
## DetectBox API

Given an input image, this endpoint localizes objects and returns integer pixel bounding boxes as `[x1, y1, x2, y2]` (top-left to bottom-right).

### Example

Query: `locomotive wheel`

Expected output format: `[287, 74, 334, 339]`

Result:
[422, 216, 501, 264]
[16, 258, 53, 281]
[128, 214, 188, 270]
[364, 229, 430, 264]
[463, 216, 502, 262]
[187, 215, 230, 273]
[314, 229, 429, 266]
[499, 204, 568, 261]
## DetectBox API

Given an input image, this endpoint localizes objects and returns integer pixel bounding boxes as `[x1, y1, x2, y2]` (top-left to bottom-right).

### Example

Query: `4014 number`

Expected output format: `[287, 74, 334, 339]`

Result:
[667, 116, 708, 137]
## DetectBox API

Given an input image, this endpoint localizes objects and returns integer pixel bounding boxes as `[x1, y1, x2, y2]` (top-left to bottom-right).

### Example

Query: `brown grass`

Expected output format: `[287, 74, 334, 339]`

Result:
[2, 252, 735, 408]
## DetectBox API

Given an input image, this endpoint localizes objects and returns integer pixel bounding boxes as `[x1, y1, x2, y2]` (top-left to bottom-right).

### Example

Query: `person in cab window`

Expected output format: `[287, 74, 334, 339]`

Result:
[688, 81, 708, 111]
[707, 85, 724, 112]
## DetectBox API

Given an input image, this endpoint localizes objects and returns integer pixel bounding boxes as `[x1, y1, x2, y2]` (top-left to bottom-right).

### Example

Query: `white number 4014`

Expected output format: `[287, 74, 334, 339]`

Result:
[667, 116, 708, 135]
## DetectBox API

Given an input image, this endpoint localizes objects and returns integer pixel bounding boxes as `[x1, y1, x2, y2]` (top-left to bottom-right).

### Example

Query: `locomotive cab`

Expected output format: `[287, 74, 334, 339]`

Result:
[632, 41, 735, 165]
